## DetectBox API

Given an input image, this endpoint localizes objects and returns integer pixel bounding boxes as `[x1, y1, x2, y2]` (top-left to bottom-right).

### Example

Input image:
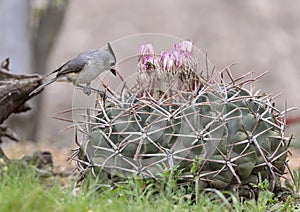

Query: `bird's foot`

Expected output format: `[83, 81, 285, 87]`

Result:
[77, 84, 108, 98]
[83, 85, 91, 96]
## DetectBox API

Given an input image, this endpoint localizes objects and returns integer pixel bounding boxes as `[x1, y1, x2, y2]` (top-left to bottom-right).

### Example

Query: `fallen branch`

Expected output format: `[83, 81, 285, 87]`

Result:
[0, 58, 43, 124]
[0, 58, 43, 160]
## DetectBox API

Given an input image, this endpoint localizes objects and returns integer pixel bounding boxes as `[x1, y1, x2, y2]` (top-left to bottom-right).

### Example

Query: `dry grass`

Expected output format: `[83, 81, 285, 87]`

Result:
[288, 148, 300, 172]
[2, 141, 76, 170]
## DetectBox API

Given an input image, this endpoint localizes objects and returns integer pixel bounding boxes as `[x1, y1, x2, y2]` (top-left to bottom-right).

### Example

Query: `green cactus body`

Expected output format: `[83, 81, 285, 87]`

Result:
[74, 41, 290, 192]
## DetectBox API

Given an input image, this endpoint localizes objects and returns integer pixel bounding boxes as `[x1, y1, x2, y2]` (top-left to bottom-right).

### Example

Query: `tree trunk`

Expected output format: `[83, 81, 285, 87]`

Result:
[0, 0, 31, 74]
[31, 0, 69, 142]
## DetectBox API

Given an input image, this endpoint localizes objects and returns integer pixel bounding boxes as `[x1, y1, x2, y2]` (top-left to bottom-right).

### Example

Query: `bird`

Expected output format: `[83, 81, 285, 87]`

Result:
[30, 42, 117, 96]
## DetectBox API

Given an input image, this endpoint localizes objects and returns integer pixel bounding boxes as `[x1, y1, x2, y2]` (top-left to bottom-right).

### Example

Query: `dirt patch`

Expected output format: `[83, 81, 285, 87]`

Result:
[288, 148, 300, 172]
[2, 141, 76, 170]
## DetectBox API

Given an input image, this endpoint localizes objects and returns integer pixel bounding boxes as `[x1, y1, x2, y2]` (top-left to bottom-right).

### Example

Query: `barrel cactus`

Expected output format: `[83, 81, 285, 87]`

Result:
[73, 40, 291, 194]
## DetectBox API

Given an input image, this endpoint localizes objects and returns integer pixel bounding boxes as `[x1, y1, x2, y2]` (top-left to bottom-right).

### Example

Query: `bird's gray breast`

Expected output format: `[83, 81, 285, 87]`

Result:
[76, 50, 111, 84]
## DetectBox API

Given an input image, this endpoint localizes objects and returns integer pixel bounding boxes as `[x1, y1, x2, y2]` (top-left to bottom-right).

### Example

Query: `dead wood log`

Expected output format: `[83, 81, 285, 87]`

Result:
[0, 58, 44, 160]
[0, 58, 43, 124]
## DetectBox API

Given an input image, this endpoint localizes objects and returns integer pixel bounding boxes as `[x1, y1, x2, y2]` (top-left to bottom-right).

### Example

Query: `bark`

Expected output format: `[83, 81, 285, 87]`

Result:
[0, 58, 43, 124]
[0, 58, 43, 159]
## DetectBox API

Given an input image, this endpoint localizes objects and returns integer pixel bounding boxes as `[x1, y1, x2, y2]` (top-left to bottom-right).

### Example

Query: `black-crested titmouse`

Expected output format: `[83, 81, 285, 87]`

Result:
[30, 43, 117, 96]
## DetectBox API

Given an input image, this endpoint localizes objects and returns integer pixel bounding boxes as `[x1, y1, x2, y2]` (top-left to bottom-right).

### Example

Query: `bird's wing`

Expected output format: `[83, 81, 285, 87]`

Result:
[47, 62, 66, 76]
[54, 50, 98, 77]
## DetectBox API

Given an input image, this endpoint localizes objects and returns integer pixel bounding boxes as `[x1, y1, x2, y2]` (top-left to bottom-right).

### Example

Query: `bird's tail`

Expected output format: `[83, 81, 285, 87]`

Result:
[29, 77, 57, 96]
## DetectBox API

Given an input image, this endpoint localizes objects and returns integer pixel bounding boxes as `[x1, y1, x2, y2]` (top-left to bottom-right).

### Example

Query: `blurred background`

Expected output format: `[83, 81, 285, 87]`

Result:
[0, 0, 300, 165]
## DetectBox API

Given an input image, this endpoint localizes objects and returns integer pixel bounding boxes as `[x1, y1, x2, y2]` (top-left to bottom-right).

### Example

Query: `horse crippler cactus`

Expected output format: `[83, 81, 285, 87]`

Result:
[73, 40, 291, 194]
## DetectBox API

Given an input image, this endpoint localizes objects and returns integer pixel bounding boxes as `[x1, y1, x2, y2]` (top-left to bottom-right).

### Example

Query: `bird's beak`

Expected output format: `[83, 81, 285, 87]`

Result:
[110, 68, 117, 76]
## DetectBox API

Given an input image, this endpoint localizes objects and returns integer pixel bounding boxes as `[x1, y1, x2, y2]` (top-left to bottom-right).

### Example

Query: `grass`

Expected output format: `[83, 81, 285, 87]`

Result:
[0, 161, 299, 212]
